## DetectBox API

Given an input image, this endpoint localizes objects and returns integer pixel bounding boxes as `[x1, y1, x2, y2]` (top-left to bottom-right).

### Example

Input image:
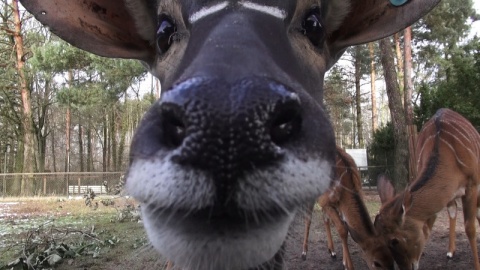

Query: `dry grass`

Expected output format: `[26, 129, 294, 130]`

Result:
[0, 196, 164, 269]
[363, 193, 382, 217]
[0, 193, 383, 269]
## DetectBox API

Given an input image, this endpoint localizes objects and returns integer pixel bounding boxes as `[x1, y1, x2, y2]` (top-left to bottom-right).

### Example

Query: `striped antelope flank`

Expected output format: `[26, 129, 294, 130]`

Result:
[374, 108, 480, 270]
[411, 169, 472, 260]
[423, 112, 480, 262]
[19, 0, 439, 269]
[302, 147, 394, 270]
[409, 181, 467, 261]
[407, 147, 467, 260]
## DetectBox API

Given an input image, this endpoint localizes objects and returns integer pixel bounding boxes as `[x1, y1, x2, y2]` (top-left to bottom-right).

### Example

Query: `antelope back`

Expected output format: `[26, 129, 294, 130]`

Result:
[413, 109, 480, 197]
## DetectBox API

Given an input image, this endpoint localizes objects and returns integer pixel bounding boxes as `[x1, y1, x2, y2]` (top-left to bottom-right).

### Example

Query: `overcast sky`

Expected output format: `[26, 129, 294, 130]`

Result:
[473, 0, 480, 36]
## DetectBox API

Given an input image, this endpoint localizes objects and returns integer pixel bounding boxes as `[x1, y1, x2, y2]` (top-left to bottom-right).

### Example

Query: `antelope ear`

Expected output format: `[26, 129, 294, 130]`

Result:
[20, 0, 156, 63]
[389, 199, 407, 226]
[329, 0, 440, 58]
[402, 190, 413, 212]
[377, 174, 395, 204]
[392, 191, 412, 226]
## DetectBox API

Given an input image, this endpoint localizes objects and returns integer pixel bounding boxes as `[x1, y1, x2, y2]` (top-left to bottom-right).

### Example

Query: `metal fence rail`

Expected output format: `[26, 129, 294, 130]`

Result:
[0, 172, 124, 197]
[0, 165, 392, 197]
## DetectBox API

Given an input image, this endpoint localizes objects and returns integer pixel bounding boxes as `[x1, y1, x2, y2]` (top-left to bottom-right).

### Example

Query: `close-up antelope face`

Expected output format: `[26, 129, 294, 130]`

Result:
[20, 0, 440, 269]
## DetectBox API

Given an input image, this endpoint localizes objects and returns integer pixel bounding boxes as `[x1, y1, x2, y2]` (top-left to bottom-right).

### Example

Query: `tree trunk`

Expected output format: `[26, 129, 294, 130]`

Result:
[117, 97, 127, 170]
[354, 46, 364, 147]
[65, 70, 72, 174]
[65, 105, 71, 172]
[78, 120, 84, 172]
[87, 123, 94, 171]
[50, 127, 57, 172]
[35, 79, 50, 173]
[404, 27, 414, 121]
[368, 42, 378, 133]
[35, 128, 45, 172]
[13, 0, 35, 195]
[103, 112, 108, 172]
[36, 129, 46, 172]
[403, 26, 418, 182]
[110, 109, 117, 171]
[118, 127, 126, 170]
[379, 37, 409, 189]
[12, 141, 23, 195]
[394, 33, 404, 94]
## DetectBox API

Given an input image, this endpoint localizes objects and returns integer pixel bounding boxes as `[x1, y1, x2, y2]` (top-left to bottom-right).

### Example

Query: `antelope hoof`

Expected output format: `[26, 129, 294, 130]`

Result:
[329, 250, 337, 259]
[446, 252, 454, 259]
[301, 251, 307, 261]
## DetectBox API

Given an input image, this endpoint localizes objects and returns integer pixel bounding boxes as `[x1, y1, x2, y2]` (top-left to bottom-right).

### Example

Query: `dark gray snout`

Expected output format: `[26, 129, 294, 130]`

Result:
[131, 76, 302, 193]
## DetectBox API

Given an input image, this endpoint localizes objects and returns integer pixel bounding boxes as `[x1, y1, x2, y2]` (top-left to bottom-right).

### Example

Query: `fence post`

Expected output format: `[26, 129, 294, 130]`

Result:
[3, 146, 8, 197]
[66, 173, 69, 198]
[43, 175, 47, 195]
[2, 174, 5, 197]
[77, 177, 81, 194]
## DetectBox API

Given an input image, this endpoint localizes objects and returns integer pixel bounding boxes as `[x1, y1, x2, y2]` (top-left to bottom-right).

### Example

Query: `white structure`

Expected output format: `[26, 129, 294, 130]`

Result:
[345, 149, 368, 171]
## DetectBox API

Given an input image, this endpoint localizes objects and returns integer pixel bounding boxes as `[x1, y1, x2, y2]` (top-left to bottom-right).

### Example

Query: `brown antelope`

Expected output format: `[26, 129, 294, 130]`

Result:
[20, 0, 439, 269]
[374, 108, 480, 270]
[302, 147, 394, 270]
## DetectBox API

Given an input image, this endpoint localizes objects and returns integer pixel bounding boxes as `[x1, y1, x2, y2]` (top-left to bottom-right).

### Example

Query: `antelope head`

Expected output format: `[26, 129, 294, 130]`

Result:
[20, 0, 439, 269]
[348, 224, 397, 270]
[374, 175, 421, 270]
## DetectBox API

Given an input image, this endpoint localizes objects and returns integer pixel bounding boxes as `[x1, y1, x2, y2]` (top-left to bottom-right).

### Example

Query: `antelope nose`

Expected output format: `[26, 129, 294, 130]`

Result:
[157, 77, 302, 176]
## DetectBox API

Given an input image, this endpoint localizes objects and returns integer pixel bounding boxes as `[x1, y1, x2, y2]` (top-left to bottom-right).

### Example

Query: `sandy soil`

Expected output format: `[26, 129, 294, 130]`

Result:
[284, 194, 478, 270]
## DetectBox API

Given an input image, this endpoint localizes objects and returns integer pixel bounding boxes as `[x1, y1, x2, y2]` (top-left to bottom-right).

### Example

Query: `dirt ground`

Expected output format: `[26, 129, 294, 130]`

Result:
[95, 192, 480, 270]
[2, 192, 479, 270]
[284, 192, 478, 270]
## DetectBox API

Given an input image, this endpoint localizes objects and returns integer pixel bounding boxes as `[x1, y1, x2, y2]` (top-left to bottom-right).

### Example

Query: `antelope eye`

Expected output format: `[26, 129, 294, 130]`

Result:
[157, 15, 177, 54]
[302, 8, 325, 47]
[389, 238, 400, 247]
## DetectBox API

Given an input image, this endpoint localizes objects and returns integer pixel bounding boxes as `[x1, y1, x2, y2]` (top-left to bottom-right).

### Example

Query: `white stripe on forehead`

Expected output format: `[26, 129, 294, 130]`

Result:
[189, 1, 229, 24]
[189, 1, 287, 24]
[239, 1, 287, 20]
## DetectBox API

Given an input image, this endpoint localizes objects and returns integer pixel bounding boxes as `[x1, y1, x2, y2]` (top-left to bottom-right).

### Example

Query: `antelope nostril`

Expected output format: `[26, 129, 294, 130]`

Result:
[161, 104, 186, 148]
[270, 105, 301, 146]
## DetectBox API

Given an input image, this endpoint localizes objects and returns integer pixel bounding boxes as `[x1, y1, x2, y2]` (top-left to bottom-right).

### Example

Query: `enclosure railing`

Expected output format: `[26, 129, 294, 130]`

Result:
[0, 166, 391, 197]
[0, 172, 124, 197]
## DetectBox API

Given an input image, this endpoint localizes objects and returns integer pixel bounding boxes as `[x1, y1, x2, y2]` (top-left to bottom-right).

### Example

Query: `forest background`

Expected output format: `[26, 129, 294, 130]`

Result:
[1, 0, 479, 195]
